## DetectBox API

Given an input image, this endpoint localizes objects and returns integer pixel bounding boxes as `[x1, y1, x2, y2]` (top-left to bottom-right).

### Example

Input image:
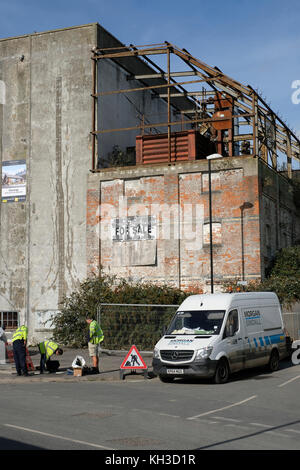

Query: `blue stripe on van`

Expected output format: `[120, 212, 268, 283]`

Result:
[269, 334, 285, 344]
[259, 337, 264, 346]
[264, 336, 271, 345]
[253, 338, 258, 348]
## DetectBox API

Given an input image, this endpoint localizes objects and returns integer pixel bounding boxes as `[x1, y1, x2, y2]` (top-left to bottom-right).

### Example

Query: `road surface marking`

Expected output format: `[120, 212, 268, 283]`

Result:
[250, 422, 272, 428]
[4, 424, 114, 450]
[193, 418, 219, 424]
[158, 413, 180, 418]
[278, 375, 300, 388]
[284, 429, 300, 435]
[249, 423, 290, 438]
[187, 395, 257, 420]
[224, 424, 250, 430]
[214, 416, 241, 423]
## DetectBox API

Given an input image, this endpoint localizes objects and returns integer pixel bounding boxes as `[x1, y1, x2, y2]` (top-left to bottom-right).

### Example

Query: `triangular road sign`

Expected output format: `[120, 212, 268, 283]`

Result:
[120, 345, 147, 370]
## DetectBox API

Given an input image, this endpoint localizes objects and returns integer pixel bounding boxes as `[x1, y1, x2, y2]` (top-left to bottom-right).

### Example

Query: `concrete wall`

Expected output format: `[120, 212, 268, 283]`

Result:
[87, 156, 261, 293]
[0, 25, 97, 342]
[0, 35, 30, 323]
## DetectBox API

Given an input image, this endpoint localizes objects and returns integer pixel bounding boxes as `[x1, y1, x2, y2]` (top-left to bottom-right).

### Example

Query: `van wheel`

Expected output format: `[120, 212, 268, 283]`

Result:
[268, 349, 279, 372]
[159, 375, 174, 383]
[214, 358, 230, 384]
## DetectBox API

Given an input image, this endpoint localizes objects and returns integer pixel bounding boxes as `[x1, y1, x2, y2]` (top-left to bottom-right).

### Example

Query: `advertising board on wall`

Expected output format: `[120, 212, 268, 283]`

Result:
[1, 160, 26, 203]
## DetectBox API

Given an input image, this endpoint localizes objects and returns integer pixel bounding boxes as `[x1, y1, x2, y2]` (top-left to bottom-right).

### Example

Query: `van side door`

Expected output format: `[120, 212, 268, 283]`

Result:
[241, 307, 268, 368]
[222, 309, 245, 372]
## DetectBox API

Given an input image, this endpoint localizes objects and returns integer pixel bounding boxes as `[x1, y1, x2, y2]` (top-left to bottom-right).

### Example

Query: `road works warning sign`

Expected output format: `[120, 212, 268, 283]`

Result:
[120, 345, 147, 370]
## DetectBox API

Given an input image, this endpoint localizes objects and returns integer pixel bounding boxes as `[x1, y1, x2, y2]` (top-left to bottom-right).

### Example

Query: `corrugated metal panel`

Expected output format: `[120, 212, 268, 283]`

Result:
[136, 130, 196, 164]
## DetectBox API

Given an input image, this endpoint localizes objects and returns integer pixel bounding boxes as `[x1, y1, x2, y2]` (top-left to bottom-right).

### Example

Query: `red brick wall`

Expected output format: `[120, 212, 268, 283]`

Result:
[87, 157, 261, 293]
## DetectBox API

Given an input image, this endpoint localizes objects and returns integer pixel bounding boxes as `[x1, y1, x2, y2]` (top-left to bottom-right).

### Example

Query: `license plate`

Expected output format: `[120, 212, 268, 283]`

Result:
[167, 369, 184, 374]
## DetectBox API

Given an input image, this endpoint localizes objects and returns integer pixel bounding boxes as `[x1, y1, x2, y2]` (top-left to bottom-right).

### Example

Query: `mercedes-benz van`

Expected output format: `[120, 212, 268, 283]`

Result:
[153, 292, 288, 383]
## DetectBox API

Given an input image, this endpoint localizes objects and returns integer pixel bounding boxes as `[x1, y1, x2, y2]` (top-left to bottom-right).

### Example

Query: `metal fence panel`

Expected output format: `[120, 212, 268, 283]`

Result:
[97, 303, 179, 351]
[282, 312, 300, 340]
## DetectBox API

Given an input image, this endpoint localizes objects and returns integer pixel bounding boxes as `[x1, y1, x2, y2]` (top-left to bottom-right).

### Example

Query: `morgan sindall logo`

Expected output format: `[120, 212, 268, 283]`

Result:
[291, 340, 300, 365]
[291, 80, 300, 104]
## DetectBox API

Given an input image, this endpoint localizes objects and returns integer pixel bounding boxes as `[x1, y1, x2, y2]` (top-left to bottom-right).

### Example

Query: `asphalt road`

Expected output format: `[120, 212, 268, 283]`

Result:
[0, 359, 299, 453]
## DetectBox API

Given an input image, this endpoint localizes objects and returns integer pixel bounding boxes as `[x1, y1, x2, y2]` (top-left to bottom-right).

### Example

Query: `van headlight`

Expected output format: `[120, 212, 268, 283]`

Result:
[195, 346, 213, 359]
[153, 347, 160, 359]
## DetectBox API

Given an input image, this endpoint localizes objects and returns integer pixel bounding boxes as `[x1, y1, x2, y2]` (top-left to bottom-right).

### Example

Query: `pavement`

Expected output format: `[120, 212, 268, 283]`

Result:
[0, 346, 155, 383]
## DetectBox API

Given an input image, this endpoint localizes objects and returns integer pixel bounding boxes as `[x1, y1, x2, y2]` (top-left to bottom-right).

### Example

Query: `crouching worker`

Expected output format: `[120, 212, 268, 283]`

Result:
[38, 340, 63, 374]
[86, 316, 104, 374]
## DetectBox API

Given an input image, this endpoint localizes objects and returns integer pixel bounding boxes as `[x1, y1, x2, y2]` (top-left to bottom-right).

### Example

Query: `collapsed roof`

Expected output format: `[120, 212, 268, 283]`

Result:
[91, 41, 300, 175]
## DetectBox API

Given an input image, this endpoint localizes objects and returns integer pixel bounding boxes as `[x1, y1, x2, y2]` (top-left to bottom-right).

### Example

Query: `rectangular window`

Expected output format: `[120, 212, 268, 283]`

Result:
[0, 311, 19, 330]
[203, 222, 222, 245]
[224, 309, 239, 338]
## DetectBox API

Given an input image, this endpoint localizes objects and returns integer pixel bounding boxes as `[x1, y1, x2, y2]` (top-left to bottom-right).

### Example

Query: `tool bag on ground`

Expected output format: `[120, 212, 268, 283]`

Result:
[46, 360, 60, 372]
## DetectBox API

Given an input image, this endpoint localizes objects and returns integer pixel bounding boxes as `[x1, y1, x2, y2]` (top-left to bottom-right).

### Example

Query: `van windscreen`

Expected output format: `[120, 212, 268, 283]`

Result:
[166, 310, 225, 335]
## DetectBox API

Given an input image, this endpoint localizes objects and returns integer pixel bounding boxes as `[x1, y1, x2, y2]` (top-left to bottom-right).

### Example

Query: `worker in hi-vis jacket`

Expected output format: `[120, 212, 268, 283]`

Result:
[38, 340, 63, 374]
[12, 325, 29, 376]
[86, 316, 104, 373]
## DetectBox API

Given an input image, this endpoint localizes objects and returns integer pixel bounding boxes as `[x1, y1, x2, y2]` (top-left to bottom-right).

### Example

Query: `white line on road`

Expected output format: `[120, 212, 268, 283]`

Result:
[214, 416, 241, 423]
[186, 395, 257, 420]
[4, 424, 114, 450]
[249, 422, 290, 438]
[284, 429, 300, 435]
[250, 422, 272, 428]
[278, 375, 300, 388]
[158, 413, 180, 418]
[224, 424, 250, 431]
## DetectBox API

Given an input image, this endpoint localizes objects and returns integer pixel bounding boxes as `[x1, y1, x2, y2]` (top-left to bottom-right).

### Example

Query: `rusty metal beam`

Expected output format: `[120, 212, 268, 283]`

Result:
[252, 93, 259, 158]
[127, 70, 204, 80]
[172, 47, 251, 96]
[94, 78, 218, 97]
[167, 46, 171, 162]
[249, 85, 300, 147]
[94, 48, 168, 59]
[92, 112, 254, 135]
[286, 131, 292, 178]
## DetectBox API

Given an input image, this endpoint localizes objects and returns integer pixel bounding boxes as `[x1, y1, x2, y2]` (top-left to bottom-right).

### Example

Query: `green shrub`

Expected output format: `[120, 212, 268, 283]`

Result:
[223, 245, 300, 307]
[51, 271, 188, 349]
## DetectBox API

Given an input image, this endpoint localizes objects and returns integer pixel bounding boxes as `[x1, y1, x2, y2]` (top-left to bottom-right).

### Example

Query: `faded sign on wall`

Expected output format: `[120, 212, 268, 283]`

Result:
[112, 216, 156, 241]
[2, 160, 26, 203]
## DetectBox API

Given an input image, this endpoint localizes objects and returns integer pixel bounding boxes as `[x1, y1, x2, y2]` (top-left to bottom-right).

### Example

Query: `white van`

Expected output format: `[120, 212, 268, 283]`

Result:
[153, 292, 288, 384]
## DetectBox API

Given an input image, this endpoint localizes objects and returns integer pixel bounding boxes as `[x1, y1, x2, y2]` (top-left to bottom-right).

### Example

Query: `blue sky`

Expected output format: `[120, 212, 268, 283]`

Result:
[0, 0, 299, 136]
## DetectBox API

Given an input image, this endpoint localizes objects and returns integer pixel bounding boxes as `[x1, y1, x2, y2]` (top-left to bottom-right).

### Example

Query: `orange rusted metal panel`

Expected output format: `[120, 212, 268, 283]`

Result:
[136, 130, 211, 165]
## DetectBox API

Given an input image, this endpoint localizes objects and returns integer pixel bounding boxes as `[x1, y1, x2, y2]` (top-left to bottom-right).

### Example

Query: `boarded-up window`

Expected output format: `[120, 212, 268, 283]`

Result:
[202, 172, 221, 192]
[203, 222, 222, 245]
